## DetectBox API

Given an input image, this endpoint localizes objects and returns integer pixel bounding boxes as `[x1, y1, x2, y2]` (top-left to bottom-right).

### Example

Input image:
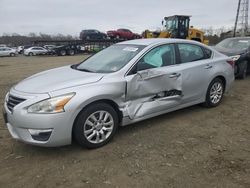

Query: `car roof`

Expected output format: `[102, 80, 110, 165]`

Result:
[224, 37, 250, 40]
[118, 38, 202, 46]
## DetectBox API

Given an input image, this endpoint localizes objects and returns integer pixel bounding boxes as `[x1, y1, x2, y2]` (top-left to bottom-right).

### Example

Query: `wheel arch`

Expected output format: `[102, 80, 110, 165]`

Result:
[72, 99, 123, 137]
[214, 75, 226, 91]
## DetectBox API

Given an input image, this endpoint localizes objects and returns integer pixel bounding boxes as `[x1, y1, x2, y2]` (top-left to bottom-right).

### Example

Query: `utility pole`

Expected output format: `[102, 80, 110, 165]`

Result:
[233, 0, 249, 37]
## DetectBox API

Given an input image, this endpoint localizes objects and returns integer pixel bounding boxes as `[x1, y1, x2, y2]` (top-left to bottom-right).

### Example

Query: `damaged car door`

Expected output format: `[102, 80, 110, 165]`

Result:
[125, 44, 183, 119]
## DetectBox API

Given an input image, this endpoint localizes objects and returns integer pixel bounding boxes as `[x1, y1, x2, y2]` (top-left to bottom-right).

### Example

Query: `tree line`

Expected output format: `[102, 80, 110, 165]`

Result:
[0, 33, 78, 47]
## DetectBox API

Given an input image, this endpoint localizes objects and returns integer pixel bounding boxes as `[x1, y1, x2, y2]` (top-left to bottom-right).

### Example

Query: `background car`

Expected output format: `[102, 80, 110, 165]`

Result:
[17, 46, 24, 54]
[79, 29, 107, 40]
[0, 47, 17, 57]
[3, 39, 234, 148]
[215, 37, 250, 79]
[107, 28, 142, 39]
[24, 46, 48, 56]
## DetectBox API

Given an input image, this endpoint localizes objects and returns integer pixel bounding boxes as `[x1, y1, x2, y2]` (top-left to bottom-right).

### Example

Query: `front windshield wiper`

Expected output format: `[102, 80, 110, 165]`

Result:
[77, 68, 95, 73]
[71, 64, 95, 73]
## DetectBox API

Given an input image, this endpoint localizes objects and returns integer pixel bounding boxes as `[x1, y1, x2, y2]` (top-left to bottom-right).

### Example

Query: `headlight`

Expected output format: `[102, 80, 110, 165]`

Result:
[27, 93, 75, 114]
[230, 55, 241, 61]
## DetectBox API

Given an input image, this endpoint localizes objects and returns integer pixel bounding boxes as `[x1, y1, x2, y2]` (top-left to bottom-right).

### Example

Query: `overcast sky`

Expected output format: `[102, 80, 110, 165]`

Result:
[0, 0, 239, 36]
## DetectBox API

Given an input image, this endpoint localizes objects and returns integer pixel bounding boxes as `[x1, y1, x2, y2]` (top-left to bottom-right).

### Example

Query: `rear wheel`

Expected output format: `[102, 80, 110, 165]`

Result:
[116, 35, 120, 39]
[68, 49, 75, 56]
[237, 61, 248, 79]
[204, 78, 224, 107]
[73, 103, 118, 149]
[60, 50, 66, 56]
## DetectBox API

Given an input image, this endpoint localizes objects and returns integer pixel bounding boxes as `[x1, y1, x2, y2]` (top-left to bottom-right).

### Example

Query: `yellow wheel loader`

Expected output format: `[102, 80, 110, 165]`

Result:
[143, 15, 209, 45]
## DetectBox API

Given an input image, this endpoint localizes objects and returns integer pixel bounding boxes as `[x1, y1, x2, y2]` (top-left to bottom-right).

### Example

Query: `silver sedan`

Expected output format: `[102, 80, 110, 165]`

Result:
[3, 39, 234, 148]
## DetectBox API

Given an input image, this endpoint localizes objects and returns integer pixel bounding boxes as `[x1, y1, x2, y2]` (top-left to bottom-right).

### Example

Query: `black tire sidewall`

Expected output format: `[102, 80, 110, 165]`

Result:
[205, 78, 224, 107]
[69, 50, 74, 55]
[73, 103, 119, 149]
[60, 50, 66, 56]
[237, 61, 248, 79]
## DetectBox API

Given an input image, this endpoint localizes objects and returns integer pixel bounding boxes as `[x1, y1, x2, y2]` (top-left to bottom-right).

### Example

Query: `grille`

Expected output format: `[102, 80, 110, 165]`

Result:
[7, 95, 26, 112]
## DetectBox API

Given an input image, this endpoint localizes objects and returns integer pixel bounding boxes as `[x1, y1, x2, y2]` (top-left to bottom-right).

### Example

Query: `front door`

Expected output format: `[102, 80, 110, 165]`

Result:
[125, 44, 183, 120]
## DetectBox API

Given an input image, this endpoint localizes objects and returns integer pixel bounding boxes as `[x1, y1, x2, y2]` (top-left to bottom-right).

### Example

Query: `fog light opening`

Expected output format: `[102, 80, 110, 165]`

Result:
[28, 129, 52, 141]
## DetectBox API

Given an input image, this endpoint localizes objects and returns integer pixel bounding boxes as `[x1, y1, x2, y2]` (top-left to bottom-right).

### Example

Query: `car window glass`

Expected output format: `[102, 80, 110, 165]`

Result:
[178, 44, 204, 63]
[204, 48, 212, 58]
[137, 44, 176, 71]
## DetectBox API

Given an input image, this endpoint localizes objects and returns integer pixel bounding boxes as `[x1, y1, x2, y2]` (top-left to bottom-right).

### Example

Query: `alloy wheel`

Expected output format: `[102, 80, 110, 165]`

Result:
[210, 82, 223, 104]
[84, 110, 114, 144]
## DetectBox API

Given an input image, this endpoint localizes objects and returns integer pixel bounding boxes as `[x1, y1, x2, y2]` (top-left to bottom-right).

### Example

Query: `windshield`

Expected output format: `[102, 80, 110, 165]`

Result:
[76, 44, 145, 73]
[164, 18, 178, 30]
[216, 38, 250, 50]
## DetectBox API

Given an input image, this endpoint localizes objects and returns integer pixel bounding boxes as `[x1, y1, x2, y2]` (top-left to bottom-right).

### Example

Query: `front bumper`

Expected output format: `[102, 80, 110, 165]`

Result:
[3, 89, 74, 147]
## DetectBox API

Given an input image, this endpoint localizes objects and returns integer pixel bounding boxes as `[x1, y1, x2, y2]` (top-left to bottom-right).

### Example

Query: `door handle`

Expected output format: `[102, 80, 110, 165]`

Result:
[205, 65, 213, 69]
[169, 73, 181, 78]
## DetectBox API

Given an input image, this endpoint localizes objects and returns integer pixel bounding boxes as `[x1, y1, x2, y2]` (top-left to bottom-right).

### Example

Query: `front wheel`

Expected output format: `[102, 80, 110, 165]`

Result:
[10, 53, 15, 57]
[203, 78, 224, 107]
[73, 103, 118, 149]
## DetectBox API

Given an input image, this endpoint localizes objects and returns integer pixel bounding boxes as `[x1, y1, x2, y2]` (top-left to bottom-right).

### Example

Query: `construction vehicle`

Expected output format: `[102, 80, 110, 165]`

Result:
[143, 15, 209, 45]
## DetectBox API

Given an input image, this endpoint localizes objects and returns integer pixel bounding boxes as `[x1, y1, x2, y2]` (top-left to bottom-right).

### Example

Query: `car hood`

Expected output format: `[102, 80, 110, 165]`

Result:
[214, 46, 247, 56]
[14, 65, 104, 94]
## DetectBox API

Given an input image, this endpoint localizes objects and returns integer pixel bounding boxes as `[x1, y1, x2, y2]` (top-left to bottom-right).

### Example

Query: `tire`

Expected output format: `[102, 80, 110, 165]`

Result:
[60, 50, 66, 56]
[86, 36, 90, 40]
[10, 53, 15, 57]
[73, 103, 118, 149]
[68, 49, 75, 56]
[237, 61, 248, 79]
[116, 35, 120, 39]
[28, 52, 33, 56]
[203, 78, 224, 108]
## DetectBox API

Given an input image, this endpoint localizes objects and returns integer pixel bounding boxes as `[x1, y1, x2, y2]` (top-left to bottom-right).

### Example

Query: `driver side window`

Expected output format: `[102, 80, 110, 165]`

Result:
[136, 44, 176, 72]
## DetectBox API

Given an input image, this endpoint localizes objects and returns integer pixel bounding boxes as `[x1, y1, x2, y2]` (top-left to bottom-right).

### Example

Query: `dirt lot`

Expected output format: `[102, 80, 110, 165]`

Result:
[0, 55, 250, 188]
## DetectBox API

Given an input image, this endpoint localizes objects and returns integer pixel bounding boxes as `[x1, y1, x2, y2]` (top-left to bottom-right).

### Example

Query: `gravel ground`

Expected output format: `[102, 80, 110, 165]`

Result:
[0, 55, 250, 188]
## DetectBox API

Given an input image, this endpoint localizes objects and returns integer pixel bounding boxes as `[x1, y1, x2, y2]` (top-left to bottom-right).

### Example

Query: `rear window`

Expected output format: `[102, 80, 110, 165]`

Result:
[203, 48, 212, 58]
[178, 44, 205, 63]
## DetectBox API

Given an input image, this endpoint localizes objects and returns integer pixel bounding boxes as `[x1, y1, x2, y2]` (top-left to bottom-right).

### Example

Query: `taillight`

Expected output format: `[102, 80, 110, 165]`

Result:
[227, 60, 235, 69]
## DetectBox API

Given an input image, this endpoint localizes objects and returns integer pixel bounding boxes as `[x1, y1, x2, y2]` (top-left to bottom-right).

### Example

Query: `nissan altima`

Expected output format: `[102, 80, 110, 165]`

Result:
[3, 39, 234, 148]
